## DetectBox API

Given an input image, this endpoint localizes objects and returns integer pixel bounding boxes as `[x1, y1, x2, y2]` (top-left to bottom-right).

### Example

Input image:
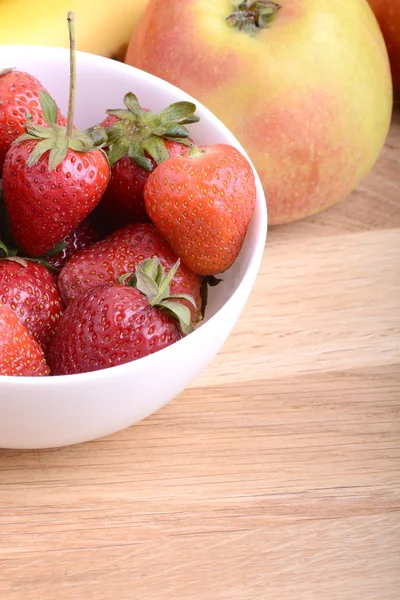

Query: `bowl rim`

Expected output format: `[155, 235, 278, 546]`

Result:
[0, 45, 268, 386]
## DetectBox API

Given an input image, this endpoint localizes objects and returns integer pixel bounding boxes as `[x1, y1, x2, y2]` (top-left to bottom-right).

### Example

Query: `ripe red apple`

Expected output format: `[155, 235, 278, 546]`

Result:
[125, 0, 392, 225]
[368, 0, 400, 91]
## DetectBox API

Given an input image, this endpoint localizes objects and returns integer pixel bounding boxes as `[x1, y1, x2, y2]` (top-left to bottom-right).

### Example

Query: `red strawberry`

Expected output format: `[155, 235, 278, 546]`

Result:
[58, 222, 202, 321]
[0, 68, 66, 173]
[144, 144, 257, 275]
[48, 258, 194, 375]
[1, 13, 110, 257]
[2, 140, 109, 256]
[0, 301, 49, 376]
[45, 216, 104, 271]
[95, 93, 198, 230]
[0, 256, 64, 352]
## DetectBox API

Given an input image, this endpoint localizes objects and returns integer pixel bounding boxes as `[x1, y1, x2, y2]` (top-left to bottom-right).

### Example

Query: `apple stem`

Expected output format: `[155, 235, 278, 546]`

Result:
[226, 1, 281, 34]
[66, 11, 76, 138]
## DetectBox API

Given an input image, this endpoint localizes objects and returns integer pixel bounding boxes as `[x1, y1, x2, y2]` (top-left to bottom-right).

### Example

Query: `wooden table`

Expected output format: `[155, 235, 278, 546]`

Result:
[0, 109, 399, 600]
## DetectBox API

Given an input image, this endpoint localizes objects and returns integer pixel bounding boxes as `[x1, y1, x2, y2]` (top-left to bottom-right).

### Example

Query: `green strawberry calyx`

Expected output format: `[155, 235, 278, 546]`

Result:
[0, 238, 65, 274]
[12, 92, 107, 171]
[105, 93, 200, 170]
[12, 12, 107, 172]
[118, 257, 196, 335]
[0, 68, 16, 77]
[188, 145, 207, 159]
[0, 241, 17, 258]
[0, 250, 57, 273]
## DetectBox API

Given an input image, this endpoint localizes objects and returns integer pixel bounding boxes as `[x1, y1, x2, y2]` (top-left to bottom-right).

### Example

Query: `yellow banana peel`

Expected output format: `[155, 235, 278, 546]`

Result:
[0, 0, 148, 58]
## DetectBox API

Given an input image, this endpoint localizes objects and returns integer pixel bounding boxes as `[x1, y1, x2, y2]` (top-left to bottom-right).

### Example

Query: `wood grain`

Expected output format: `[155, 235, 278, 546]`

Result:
[0, 109, 399, 600]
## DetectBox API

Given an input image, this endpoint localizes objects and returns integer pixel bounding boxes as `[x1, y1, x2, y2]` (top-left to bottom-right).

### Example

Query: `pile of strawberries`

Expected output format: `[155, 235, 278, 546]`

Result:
[0, 16, 256, 377]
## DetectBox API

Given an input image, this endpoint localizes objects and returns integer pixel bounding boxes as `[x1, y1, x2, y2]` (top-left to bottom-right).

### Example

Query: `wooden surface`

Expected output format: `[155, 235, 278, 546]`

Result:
[0, 109, 399, 600]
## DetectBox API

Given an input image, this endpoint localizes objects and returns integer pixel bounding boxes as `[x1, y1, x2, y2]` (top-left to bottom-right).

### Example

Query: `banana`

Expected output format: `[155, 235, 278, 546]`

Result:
[0, 0, 148, 58]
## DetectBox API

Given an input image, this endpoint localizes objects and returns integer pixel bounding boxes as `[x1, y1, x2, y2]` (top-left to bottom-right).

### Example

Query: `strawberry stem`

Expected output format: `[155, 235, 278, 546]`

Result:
[188, 146, 206, 159]
[66, 11, 76, 138]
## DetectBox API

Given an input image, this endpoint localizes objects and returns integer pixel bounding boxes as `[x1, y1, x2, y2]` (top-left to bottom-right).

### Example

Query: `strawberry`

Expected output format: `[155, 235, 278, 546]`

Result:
[0, 253, 64, 352]
[48, 258, 195, 375]
[96, 94, 198, 230]
[58, 222, 202, 321]
[45, 216, 104, 271]
[0, 301, 49, 376]
[2, 137, 109, 257]
[144, 144, 257, 275]
[0, 68, 66, 173]
[1, 13, 110, 257]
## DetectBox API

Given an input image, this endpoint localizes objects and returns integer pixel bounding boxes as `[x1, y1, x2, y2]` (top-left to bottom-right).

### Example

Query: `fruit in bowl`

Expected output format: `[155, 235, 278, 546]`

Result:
[0, 18, 266, 449]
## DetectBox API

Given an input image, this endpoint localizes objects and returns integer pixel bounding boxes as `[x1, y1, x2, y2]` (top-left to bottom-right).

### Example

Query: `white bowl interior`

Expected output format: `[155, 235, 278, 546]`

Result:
[0, 46, 267, 448]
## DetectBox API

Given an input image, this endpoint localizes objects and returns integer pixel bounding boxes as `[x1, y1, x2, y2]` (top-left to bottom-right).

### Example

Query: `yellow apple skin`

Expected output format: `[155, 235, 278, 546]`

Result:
[0, 0, 148, 58]
[368, 0, 400, 91]
[126, 0, 392, 225]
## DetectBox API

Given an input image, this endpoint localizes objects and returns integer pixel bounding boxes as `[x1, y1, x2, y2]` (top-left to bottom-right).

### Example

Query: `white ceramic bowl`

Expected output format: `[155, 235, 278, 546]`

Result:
[0, 46, 267, 449]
